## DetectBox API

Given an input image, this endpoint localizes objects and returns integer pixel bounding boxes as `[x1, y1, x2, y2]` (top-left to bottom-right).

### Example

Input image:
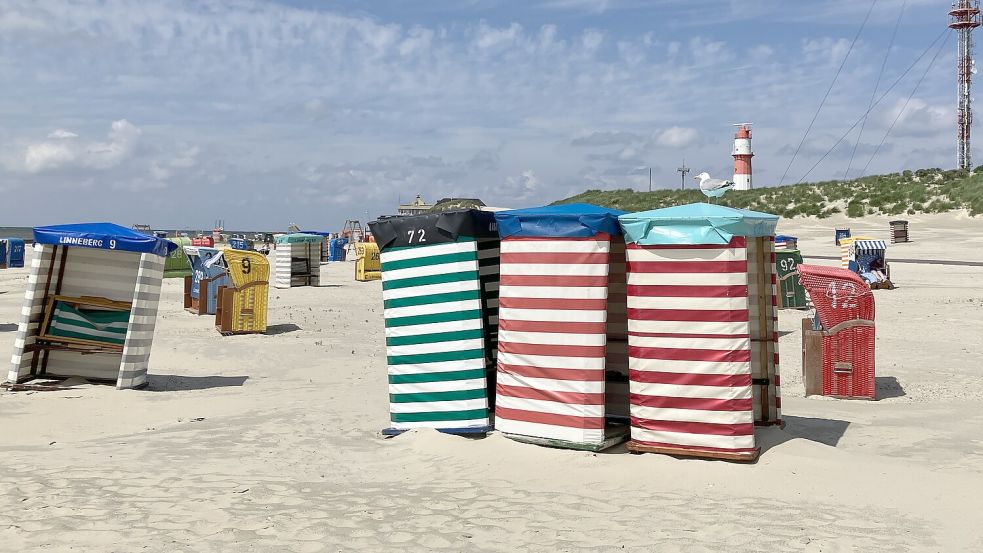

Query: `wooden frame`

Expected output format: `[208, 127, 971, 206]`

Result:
[34, 294, 132, 353]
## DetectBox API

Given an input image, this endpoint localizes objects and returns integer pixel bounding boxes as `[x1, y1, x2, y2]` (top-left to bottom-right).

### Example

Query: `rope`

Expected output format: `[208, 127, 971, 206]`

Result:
[860, 31, 950, 177]
[778, 0, 878, 186]
[845, 0, 906, 181]
[794, 28, 950, 184]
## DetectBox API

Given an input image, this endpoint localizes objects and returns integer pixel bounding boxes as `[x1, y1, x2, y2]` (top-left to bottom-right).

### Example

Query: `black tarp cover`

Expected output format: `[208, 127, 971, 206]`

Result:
[368, 210, 498, 250]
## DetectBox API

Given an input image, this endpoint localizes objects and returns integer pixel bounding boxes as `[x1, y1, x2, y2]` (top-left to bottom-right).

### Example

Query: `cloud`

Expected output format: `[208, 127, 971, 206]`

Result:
[881, 98, 950, 137]
[570, 131, 643, 147]
[47, 129, 79, 139]
[24, 120, 142, 173]
[656, 127, 698, 148]
[499, 170, 541, 200]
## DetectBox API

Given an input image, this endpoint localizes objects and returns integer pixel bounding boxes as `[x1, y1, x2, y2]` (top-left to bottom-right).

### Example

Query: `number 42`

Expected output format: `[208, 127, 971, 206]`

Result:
[406, 229, 426, 243]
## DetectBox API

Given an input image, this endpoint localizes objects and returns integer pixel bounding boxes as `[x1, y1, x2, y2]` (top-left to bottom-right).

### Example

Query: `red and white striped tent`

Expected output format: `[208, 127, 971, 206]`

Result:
[617, 204, 782, 462]
[492, 204, 630, 451]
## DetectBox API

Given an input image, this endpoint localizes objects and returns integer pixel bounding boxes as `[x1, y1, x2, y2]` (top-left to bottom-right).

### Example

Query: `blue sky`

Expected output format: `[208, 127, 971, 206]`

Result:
[0, 0, 952, 229]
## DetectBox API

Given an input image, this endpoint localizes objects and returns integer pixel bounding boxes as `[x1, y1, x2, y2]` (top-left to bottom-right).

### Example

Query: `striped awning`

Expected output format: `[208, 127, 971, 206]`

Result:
[854, 240, 887, 252]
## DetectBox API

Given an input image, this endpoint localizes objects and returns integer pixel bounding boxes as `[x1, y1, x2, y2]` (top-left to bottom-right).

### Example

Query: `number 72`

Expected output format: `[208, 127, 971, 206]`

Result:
[406, 229, 426, 243]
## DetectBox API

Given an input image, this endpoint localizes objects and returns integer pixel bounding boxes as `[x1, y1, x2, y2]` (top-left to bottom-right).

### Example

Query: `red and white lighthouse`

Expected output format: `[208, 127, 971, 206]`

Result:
[732, 123, 753, 191]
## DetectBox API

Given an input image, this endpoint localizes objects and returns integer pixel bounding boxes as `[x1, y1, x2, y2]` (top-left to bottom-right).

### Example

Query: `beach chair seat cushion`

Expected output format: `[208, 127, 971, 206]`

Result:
[46, 300, 130, 346]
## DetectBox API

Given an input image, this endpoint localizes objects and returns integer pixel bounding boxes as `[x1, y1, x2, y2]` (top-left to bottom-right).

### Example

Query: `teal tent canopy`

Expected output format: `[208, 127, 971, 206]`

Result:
[618, 203, 779, 246]
[275, 233, 323, 244]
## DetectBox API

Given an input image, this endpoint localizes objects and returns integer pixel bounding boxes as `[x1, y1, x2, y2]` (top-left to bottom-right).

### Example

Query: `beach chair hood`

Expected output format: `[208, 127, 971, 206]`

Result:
[33, 222, 177, 257]
[494, 203, 625, 238]
[368, 209, 498, 249]
[618, 203, 779, 246]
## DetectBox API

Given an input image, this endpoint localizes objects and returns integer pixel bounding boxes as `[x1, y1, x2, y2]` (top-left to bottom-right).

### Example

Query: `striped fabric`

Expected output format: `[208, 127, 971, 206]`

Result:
[495, 233, 617, 445]
[382, 239, 491, 430]
[47, 301, 129, 346]
[275, 243, 320, 288]
[854, 240, 887, 252]
[7, 246, 164, 390]
[476, 237, 501, 397]
[8, 244, 56, 384]
[626, 237, 759, 456]
[117, 253, 165, 389]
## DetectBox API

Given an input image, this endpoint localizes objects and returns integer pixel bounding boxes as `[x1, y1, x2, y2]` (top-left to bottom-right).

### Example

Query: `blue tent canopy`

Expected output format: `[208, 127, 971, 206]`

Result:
[33, 222, 177, 257]
[495, 203, 627, 238]
[618, 203, 779, 246]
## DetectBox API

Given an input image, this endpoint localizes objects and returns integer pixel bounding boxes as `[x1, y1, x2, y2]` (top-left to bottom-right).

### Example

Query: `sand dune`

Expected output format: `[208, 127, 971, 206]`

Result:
[2, 213, 982, 551]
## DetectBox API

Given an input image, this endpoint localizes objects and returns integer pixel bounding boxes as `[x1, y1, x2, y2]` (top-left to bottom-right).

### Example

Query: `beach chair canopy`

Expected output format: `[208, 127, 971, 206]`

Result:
[619, 203, 779, 246]
[33, 222, 177, 257]
[495, 203, 625, 238]
[275, 233, 323, 244]
[369, 209, 498, 249]
[853, 239, 888, 252]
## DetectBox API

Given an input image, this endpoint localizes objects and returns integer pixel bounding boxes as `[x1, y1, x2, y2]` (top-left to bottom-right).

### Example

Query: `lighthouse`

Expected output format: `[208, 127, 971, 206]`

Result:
[732, 123, 753, 191]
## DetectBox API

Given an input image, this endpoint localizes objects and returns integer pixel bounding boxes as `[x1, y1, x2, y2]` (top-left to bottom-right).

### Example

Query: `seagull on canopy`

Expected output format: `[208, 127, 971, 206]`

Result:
[693, 172, 734, 200]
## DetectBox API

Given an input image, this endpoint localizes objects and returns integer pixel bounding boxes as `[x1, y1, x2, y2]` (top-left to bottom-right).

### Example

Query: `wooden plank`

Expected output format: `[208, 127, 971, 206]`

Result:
[753, 237, 770, 422]
[382, 426, 492, 438]
[626, 440, 760, 462]
[802, 317, 823, 396]
[501, 425, 629, 452]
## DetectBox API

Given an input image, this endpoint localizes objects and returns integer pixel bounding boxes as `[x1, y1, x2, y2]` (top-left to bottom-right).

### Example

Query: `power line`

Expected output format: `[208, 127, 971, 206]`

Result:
[861, 31, 950, 177]
[845, 0, 906, 181]
[795, 28, 950, 184]
[779, 0, 878, 186]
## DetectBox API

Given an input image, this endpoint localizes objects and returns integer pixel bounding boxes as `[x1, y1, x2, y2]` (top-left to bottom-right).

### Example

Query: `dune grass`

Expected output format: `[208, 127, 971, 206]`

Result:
[555, 168, 983, 218]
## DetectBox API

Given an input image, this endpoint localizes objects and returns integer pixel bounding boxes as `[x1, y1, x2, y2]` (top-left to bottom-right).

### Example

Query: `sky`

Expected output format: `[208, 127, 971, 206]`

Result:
[0, 0, 955, 230]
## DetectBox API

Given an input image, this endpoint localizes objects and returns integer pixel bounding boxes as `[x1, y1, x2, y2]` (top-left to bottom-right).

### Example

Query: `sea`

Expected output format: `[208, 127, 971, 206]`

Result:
[0, 227, 277, 243]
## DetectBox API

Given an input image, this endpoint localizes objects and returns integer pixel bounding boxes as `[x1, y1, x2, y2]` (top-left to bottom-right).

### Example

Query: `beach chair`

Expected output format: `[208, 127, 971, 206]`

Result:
[797, 265, 876, 400]
[7, 223, 175, 389]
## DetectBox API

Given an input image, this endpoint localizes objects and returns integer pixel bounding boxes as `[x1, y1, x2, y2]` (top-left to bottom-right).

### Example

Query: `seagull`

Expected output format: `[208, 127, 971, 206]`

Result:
[693, 172, 734, 200]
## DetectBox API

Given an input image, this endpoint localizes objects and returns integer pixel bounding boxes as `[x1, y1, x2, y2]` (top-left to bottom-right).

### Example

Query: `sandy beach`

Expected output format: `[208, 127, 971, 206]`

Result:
[2, 213, 983, 552]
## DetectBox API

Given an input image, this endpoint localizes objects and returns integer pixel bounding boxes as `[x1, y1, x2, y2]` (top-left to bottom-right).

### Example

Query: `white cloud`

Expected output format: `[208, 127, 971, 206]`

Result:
[24, 119, 142, 173]
[656, 127, 699, 148]
[882, 98, 950, 137]
[47, 129, 79, 139]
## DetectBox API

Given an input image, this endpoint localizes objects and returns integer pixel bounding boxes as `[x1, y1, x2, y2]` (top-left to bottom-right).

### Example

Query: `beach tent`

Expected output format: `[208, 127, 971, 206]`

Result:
[215, 249, 269, 335]
[775, 249, 808, 309]
[183, 246, 231, 315]
[493, 204, 630, 451]
[163, 237, 192, 278]
[275, 233, 323, 288]
[617, 204, 782, 462]
[835, 228, 851, 245]
[368, 210, 500, 434]
[0, 238, 25, 268]
[7, 223, 175, 389]
[890, 220, 909, 243]
[797, 264, 876, 399]
[774, 235, 797, 251]
[840, 237, 892, 289]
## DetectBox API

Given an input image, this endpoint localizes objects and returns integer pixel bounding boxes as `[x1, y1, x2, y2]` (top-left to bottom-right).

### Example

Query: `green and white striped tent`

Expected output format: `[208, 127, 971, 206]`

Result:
[369, 210, 500, 434]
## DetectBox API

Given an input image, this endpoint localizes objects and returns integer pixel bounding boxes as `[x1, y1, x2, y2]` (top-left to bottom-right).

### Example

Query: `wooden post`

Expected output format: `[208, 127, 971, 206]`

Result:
[753, 237, 770, 423]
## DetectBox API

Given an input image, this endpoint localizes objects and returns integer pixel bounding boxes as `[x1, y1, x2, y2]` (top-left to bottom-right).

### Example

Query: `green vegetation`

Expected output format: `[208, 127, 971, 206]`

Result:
[555, 169, 983, 218]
